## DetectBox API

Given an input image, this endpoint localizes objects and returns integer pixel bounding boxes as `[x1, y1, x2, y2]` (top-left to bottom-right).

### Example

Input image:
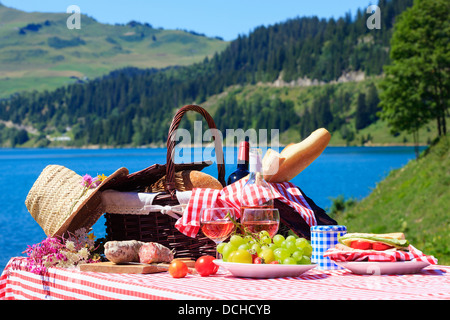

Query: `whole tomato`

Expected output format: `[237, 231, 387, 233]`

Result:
[195, 255, 219, 276]
[253, 257, 264, 264]
[169, 260, 188, 278]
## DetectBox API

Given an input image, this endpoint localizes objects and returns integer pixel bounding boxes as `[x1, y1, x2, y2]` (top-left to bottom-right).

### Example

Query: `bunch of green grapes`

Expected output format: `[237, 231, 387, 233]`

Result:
[217, 231, 313, 265]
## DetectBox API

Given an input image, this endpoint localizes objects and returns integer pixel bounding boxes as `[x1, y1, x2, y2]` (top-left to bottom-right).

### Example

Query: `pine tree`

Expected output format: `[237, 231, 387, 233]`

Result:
[355, 93, 369, 130]
[366, 83, 380, 123]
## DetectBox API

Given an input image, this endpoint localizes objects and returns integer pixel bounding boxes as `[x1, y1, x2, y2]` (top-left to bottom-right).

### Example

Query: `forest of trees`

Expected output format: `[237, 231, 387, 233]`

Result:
[0, 0, 414, 147]
[211, 80, 380, 143]
[379, 0, 449, 143]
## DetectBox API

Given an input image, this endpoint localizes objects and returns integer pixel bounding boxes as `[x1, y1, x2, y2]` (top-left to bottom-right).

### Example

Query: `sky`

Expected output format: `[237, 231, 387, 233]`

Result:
[1, 0, 373, 41]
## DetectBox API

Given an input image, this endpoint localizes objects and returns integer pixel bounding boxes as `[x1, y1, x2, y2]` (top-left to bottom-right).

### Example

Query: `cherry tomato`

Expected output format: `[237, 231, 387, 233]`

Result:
[195, 255, 219, 276]
[249, 249, 259, 263]
[350, 240, 372, 250]
[169, 260, 188, 278]
[372, 242, 392, 251]
[270, 260, 279, 264]
[253, 257, 264, 264]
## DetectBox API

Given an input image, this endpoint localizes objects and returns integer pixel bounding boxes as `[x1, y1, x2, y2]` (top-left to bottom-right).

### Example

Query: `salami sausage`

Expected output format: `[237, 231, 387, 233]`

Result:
[104, 240, 144, 264]
[138, 242, 174, 264]
[104, 240, 174, 264]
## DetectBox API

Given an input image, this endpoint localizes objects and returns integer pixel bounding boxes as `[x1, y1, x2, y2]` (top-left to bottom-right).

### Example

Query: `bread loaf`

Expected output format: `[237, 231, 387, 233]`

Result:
[266, 128, 331, 183]
[147, 170, 223, 192]
[181, 170, 223, 190]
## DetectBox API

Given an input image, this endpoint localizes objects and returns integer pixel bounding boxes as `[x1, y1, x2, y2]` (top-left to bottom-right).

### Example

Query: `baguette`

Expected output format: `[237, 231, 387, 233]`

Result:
[262, 148, 286, 181]
[267, 128, 331, 183]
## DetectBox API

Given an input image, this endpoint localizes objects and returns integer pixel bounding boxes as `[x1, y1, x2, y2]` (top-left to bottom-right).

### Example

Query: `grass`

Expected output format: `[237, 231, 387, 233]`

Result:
[0, 4, 228, 98]
[0, 76, 78, 97]
[335, 134, 450, 265]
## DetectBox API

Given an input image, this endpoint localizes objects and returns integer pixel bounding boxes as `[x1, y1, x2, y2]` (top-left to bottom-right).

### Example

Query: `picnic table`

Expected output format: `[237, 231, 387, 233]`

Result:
[1, 257, 449, 301]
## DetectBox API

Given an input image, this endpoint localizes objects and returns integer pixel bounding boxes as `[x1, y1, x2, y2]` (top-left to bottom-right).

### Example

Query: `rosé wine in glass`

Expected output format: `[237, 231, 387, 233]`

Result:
[200, 207, 236, 259]
[241, 208, 280, 238]
[201, 220, 235, 243]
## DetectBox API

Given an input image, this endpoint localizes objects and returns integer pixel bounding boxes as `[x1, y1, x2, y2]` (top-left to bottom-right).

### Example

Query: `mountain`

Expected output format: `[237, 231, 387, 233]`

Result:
[0, 0, 416, 148]
[0, 4, 227, 97]
[335, 133, 450, 265]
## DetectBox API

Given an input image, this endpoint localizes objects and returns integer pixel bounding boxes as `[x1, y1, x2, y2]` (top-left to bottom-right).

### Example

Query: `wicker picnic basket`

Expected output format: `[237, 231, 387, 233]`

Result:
[103, 105, 226, 260]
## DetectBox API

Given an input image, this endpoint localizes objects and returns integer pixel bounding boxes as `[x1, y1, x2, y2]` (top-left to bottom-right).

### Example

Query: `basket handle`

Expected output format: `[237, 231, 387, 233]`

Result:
[166, 104, 226, 196]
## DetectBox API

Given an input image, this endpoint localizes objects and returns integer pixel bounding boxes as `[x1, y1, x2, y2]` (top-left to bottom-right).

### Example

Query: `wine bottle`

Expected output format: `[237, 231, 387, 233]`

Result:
[226, 140, 250, 185]
[240, 147, 275, 217]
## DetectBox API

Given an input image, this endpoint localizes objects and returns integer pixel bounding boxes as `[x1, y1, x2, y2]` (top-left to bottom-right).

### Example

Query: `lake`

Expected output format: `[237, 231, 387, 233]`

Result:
[0, 146, 423, 270]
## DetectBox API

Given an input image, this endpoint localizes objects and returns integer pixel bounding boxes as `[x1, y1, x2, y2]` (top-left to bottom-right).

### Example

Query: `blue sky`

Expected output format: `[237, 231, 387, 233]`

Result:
[1, 0, 374, 40]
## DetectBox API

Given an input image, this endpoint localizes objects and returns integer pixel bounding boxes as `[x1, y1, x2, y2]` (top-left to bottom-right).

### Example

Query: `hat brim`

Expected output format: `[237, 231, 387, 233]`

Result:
[53, 167, 129, 237]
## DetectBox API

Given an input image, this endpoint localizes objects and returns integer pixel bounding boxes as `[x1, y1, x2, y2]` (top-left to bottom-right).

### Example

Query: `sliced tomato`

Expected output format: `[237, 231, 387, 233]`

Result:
[350, 240, 372, 250]
[372, 242, 393, 251]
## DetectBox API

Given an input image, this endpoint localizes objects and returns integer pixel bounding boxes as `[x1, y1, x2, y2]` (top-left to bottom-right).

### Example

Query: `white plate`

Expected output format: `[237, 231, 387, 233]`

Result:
[213, 259, 317, 278]
[335, 260, 430, 275]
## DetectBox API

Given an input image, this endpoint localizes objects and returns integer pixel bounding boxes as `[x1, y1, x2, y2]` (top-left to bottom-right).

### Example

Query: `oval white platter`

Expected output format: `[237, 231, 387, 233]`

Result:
[213, 259, 317, 278]
[334, 260, 430, 275]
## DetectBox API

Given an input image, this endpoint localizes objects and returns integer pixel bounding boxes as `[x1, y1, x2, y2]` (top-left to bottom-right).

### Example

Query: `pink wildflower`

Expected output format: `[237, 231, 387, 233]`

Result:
[81, 174, 95, 188]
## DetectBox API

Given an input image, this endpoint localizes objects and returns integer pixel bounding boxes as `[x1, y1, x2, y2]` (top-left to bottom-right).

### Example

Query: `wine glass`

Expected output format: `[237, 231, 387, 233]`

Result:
[241, 208, 280, 238]
[200, 207, 236, 259]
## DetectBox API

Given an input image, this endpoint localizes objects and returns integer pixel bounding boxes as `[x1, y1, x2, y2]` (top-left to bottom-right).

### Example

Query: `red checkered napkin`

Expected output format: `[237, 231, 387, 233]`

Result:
[174, 179, 317, 238]
[241, 184, 274, 207]
[323, 245, 438, 265]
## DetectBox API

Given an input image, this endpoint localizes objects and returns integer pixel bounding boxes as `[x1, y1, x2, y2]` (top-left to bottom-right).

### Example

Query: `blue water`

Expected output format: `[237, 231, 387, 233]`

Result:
[0, 146, 423, 270]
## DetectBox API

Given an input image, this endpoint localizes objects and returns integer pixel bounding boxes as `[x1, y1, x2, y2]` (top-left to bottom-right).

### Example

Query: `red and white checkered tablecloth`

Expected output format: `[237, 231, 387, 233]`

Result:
[1, 257, 449, 300]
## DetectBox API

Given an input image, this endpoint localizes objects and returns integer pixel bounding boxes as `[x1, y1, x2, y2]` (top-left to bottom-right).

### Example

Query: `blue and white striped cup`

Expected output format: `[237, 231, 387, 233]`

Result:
[311, 225, 347, 270]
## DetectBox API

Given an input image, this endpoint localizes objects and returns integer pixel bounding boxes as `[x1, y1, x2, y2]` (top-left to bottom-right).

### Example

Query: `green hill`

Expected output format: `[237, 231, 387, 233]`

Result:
[0, 3, 227, 98]
[0, 0, 418, 148]
[335, 134, 450, 264]
[202, 78, 439, 147]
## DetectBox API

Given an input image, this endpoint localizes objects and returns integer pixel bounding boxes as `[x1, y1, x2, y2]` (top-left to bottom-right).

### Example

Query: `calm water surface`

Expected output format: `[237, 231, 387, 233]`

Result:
[0, 146, 423, 270]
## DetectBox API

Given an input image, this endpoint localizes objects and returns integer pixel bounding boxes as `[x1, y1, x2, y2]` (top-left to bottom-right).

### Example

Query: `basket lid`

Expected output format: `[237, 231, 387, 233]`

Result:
[311, 225, 347, 232]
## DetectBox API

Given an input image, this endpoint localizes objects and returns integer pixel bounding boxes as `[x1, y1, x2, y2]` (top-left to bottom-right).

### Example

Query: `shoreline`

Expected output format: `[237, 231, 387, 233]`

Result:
[0, 142, 429, 150]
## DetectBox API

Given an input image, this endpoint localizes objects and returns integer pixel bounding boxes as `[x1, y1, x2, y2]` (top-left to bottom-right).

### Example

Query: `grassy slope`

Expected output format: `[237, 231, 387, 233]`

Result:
[336, 134, 450, 264]
[0, 4, 227, 98]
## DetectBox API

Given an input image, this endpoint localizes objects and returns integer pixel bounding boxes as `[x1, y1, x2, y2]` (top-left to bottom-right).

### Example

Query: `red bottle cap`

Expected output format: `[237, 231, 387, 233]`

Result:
[238, 141, 249, 162]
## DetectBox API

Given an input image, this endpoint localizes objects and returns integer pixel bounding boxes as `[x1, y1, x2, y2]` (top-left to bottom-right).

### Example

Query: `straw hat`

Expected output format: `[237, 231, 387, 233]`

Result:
[25, 165, 128, 237]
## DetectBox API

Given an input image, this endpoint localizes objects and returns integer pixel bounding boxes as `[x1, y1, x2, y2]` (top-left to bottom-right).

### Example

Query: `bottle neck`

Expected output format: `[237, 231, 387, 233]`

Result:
[242, 149, 274, 206]
[249, 149, 263, 174]
[237, 141, 249, 163]
[236, 162, 249, 170]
